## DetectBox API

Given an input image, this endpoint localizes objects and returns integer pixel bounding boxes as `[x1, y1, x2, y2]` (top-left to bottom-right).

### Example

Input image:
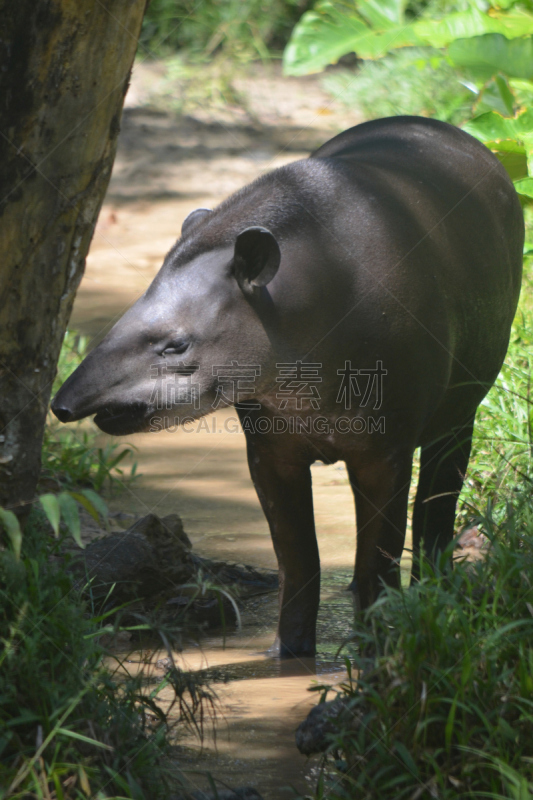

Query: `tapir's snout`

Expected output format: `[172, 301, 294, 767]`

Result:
[51, 403, 75, 423]
[51, 344, 105, 425]
[51, 368, 152, 435]
[51, 348, 154, 435]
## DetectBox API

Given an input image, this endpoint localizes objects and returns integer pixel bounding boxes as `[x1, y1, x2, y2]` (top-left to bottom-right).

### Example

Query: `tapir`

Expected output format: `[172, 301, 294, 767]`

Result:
[52, 116, 523, 657]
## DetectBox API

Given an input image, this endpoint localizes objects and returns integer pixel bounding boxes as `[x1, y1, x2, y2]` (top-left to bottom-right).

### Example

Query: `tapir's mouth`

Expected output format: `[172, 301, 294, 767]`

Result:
[93, 403, 150, 436]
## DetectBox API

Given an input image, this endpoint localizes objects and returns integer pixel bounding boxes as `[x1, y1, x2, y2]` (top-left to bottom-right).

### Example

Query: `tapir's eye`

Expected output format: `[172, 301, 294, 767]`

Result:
[161, 340, 190, 357]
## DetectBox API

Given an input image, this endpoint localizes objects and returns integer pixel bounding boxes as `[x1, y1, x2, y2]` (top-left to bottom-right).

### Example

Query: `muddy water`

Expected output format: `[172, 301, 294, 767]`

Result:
[68, 71, 411, 798]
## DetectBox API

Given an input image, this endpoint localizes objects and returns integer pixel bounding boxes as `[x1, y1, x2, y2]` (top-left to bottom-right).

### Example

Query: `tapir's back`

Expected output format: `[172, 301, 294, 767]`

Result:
[311, 116, 522, 267]
[310, 116, 523, 398]
[312, 115, 511, 192]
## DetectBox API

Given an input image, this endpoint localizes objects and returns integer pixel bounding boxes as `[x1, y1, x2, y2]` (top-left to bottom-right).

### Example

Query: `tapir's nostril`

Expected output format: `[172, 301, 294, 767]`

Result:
[51, 405, 74, 423]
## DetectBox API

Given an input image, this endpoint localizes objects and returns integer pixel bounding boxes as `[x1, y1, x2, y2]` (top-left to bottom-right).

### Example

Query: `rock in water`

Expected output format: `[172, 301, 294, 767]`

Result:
[295, 698, 349, 755]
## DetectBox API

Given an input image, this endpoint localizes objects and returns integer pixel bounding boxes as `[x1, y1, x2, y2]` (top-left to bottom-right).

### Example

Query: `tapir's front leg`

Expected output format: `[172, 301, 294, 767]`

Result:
[241, 423, 319, 657]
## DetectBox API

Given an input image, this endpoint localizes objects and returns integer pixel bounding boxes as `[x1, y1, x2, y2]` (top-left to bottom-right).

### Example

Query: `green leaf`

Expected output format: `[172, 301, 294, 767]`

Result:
[495, 74, 516, 115]
[395, 741, 420, 777]
[462, 108, 533, 142]
[70, 490, 107, 526]
[445, 694, 458, 752]
[81, 489, 108, 522]
[357, 0, 406, 29]
[284, 4, 368, 76]
[0, 508, 22, 560]
[462, 109, 533, 178]
[449, 33, 533, 81]
[514, 176, 533, 197]
[56, 727, 113, 751]
[475, 74, 516, 116]
[283, 5, 533, 77]
[283, 1, 419, 76]
[495, 150, 529, 181]
[39, 493, 60, 537]
[57, 492, 83, 548]
[414, 10, 533, 50]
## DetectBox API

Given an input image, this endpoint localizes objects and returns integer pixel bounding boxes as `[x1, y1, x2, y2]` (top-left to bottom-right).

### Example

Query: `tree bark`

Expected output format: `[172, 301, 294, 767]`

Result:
[0, 1, 147, 511]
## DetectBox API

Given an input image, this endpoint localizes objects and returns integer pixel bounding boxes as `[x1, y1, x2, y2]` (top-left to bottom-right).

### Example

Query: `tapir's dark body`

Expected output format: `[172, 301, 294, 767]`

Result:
[53, 117, 524, 656]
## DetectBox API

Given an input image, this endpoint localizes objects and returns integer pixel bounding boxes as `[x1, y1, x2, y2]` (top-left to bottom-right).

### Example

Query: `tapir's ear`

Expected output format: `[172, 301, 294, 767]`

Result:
[233, 227, 281, 294]
[181, 207, 212, 236]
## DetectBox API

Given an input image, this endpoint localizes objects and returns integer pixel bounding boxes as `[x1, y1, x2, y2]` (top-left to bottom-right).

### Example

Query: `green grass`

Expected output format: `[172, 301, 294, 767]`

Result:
[314, 509, 533, 798]
[461, 222, 533, 526]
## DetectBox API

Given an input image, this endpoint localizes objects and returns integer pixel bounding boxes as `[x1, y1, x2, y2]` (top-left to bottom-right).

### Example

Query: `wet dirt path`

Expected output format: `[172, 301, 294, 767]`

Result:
[68, 64, 408, 798]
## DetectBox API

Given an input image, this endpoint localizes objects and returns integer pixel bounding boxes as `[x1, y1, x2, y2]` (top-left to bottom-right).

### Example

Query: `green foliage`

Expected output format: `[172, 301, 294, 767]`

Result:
[284, 1, 533, 199]
[314, 502, 533, 798]
[464, 108, 533, 194]
[0, 512, 213, 799]
[139, 0, 312, 59]
[283, 1, 533, 75]
[0, 489, 106, 557]
[41, 426, 137, 493]
[322, 47, 472, 124]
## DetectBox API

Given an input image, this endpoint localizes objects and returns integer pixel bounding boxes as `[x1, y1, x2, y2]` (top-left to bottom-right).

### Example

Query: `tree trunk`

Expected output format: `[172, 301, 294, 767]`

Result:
[0, 1, 147, 511]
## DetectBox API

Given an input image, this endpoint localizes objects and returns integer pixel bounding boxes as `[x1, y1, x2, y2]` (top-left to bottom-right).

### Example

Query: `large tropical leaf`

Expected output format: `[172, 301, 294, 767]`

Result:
[283, 1, 419, 75]
[284, 4, 533, 76]
[463, 110, 533, 187]
[448, 33, 533, 80]
[414, 10, 533, 49]
[463, 108, 533, 143]
[357, 0, 406, 28]
[514, 176, 533, 198]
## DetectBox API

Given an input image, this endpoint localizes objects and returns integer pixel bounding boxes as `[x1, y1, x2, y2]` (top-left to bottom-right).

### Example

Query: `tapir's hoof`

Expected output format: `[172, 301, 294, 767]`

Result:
[268, 636, 316, 659]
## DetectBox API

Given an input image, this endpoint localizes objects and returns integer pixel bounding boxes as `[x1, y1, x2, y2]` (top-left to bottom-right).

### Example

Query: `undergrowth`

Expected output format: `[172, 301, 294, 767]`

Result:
[314, 505, 533, 798]
[0, 330, 220, 798]
[139, 0, 311, 60]
[0, 511, 216, 800]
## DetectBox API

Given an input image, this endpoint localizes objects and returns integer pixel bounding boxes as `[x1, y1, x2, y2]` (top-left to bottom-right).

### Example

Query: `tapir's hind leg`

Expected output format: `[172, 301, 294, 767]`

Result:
[346, 453, 413, 610]
[411, 416, 475, 582]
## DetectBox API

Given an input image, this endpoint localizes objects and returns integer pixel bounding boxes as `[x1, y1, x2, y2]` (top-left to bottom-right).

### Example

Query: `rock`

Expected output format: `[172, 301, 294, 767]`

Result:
[67, 511, 276, 626]
[68, 513, 194, 603]
[132, 512, 192, 551]
[296, 698, 349, 755]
